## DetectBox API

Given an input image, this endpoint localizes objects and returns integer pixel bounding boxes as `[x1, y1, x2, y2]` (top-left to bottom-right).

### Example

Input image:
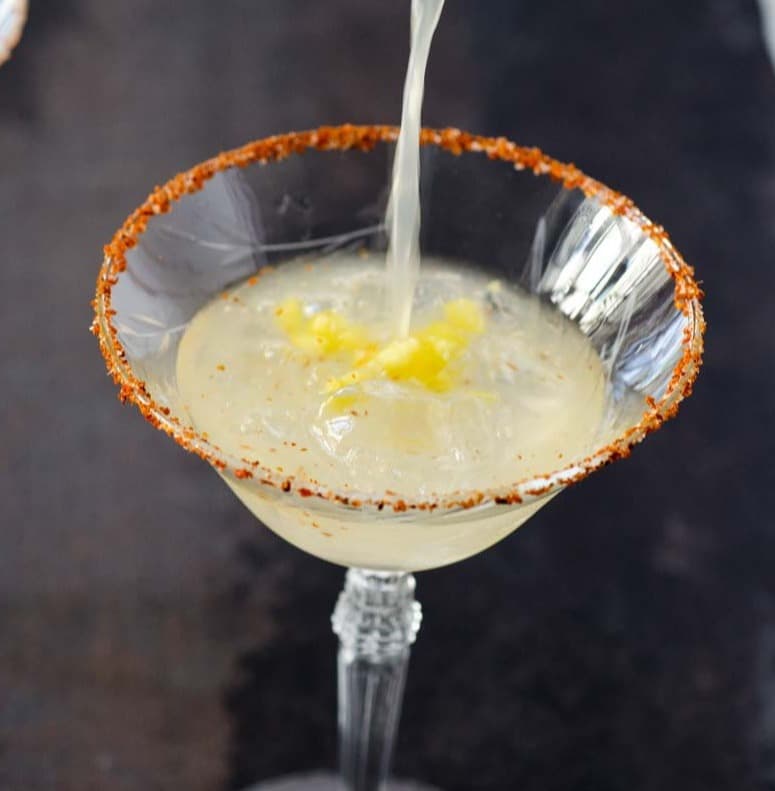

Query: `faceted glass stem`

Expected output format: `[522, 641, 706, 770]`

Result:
[332, 569, 422, 791]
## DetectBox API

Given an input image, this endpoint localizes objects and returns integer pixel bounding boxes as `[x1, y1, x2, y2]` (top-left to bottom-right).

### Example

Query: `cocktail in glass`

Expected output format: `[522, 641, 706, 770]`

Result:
[92, 125, 704, 790]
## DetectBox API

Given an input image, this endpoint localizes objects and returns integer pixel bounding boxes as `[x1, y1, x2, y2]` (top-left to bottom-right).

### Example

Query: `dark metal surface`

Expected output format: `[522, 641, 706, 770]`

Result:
[1, 1, 773, 789]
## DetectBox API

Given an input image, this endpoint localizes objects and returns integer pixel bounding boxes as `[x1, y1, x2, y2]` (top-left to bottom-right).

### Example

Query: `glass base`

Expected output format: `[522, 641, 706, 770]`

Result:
[244, 771, 440, 790]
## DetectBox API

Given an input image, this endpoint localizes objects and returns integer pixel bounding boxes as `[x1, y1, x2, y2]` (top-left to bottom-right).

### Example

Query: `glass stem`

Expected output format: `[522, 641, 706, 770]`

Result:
[332, 568, 422, 791]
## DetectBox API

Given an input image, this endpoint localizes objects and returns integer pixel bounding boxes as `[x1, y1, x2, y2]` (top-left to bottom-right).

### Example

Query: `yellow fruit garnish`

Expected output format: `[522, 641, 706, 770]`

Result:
[275, 296, 486, 396]
[443, 298, 486, 333]
[275, 298, 375, 356]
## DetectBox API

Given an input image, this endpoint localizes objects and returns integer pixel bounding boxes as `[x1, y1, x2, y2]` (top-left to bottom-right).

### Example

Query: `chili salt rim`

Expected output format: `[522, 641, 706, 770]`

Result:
[0, 0, 27, 65]
[92, 124, 705, 514]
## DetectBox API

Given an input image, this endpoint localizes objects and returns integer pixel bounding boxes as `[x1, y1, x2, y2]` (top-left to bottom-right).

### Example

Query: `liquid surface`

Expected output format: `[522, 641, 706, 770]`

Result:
[176, 257, 609, 502]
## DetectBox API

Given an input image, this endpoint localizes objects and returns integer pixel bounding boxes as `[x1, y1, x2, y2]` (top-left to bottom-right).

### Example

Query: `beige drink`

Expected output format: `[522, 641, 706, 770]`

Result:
[386, 0, 444, 336]
[176, 256, 610, 570]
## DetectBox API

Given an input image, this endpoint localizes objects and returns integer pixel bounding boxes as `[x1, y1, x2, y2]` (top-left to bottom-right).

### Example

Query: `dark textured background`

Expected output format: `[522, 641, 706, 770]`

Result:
[1, 1, 774, 789]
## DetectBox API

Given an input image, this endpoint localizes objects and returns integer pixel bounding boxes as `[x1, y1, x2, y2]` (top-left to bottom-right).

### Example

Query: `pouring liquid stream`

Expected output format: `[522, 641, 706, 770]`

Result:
[386, 0, 445, 339]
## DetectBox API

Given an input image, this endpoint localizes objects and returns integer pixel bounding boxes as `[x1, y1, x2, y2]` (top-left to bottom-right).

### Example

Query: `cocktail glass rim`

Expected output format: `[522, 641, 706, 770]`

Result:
[91, 124, 705, 516]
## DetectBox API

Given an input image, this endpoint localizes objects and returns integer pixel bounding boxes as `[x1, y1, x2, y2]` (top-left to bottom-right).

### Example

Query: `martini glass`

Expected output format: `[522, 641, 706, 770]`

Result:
[92, 125, 703, 790]
[0, 0, 26, 66]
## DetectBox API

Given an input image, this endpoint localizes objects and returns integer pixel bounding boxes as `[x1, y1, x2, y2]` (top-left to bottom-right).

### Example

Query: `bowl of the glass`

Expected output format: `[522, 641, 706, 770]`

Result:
[93, 126, 703, 572]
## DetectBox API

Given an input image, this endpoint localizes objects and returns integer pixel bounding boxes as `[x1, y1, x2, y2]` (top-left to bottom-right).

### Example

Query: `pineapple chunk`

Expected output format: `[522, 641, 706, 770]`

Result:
[275, 299, 373, 356]
[275, 295, 485, 396]
[443, 298, 486, 333]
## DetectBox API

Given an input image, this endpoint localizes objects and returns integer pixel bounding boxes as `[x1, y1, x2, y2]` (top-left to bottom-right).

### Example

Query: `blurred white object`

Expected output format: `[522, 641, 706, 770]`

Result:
[0, 0, 26, 66]
[761, 0, 775, 66]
